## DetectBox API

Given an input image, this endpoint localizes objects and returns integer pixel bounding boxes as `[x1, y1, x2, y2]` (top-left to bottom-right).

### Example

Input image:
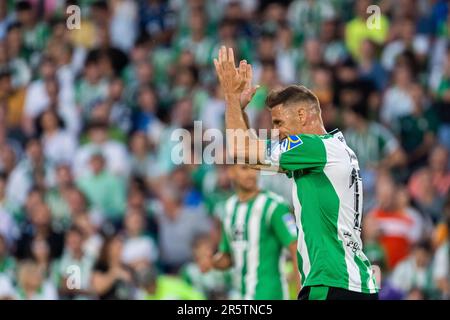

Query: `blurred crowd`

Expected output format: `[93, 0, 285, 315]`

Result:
[0, 0, 450, 300]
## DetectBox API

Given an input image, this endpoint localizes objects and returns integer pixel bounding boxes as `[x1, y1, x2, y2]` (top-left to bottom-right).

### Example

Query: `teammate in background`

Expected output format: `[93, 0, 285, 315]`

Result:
[214, 46, 378, 300]
[213, 164, 300, 299]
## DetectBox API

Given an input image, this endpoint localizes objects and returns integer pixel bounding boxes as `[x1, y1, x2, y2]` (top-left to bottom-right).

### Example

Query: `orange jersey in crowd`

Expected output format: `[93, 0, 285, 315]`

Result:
[369, 209, 416, 270]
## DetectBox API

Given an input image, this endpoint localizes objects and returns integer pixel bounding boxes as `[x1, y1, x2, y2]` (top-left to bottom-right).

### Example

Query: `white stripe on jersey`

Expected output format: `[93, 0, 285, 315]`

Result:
[292, 181, 311, 279]
[264, 190, 286, 225]
[244, 194, 267, 299]
[233, 201, 248, 294]
[323, 137, 363, 292]
[224, 195, 237, 240]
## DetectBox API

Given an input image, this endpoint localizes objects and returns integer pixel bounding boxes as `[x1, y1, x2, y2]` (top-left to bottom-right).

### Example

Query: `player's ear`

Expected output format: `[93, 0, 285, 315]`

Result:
[296, 107, 307, 126]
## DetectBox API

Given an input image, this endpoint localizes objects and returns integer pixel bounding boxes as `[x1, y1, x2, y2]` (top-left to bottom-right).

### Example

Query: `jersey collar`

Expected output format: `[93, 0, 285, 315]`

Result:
[328, 128, 340, 135]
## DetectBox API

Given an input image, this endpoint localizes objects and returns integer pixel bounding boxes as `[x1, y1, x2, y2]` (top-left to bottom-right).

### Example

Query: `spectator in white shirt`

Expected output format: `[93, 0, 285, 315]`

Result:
[23, 56, 77, 135]
[381, 63, 415, 126]
[37, 109, 77, 165]
[121, 207, 158, 271]
[389, 240, 436, 299]
[73, 120, 130, 179]
[14, 260, 58, 300]
[381, 18, 429, 72]
[6, 137, 55, 206]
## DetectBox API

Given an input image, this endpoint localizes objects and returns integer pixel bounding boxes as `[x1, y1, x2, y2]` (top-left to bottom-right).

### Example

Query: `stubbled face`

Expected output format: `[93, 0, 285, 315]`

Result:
[228, 165, 258, 192]
[270, 104, 302, 140]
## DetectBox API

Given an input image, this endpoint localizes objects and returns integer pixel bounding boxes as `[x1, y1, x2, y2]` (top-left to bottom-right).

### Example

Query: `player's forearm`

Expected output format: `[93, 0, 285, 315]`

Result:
[225, 94, 263, 163]
[225, 94, 248, 131]
[225, 94, 251, 161]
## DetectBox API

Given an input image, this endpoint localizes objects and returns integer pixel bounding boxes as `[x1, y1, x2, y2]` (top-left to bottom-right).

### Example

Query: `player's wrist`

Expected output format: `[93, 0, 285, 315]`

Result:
[224, 93, 241, 101]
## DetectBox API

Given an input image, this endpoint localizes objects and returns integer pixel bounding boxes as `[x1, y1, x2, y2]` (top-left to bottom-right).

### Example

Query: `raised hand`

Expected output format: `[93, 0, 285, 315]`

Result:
[238, 58, 259, 109]
[214, 46, 245, 96]
[214, 46, 258, 109]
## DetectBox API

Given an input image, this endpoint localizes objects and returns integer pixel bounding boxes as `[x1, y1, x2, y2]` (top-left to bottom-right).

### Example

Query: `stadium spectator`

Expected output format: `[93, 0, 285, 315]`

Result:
[14, 260, 58, 300]
[73, 120, 130, 178]
[343, 102, 406, 208]
[37, 109, 77, 165]
[91, 234, 137, 300]
[394, 83, 438, 172]
[381, 62, 415, 126]
[434, 221, 450, 299]
[345, 0, 389, 61]
[0, 233, 16, 281]
[154, 182, 212, 273]
[76, 152, 126, 225]
[388, 240, 437, 299]
[56, 226, 95, 300]
[136, 265, 204, 300]
[15, 202, 64, 261]
[368, 174, 421, 270]
[121, 207, 158, 271]
[180, 233, 230, 299]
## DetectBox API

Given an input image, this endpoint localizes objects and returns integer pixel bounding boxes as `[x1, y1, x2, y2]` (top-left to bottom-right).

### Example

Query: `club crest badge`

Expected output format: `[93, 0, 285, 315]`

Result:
[280, 135, 303, 152]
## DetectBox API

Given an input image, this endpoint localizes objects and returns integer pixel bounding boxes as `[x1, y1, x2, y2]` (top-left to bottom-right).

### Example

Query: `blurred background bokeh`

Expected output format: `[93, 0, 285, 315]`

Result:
[0, 0, 450, 300]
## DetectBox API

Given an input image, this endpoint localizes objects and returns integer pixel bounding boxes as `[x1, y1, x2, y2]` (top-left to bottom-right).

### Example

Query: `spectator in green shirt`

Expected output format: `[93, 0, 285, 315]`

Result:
[344, 102, 407, 209]
[76, 152, 126, 224]
[15, 1, 50, 62]
[395, 83, 439, 172]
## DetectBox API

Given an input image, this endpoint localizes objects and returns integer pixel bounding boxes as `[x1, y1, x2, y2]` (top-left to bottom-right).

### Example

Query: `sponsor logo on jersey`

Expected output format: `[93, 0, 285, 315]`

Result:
[280, 135, 303, 153]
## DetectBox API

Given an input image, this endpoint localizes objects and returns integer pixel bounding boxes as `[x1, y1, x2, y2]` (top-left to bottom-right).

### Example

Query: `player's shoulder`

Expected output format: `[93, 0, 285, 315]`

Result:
[224, 194, 239, 207]
[260, 190, 290, 208]
[260, 191, 292, 225]
[280, 133, 327, 152]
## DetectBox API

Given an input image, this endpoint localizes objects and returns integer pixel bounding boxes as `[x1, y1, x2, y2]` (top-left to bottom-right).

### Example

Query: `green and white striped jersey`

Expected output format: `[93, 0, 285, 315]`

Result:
[219, 190, 297, 300]
[265, 129, 378, 294]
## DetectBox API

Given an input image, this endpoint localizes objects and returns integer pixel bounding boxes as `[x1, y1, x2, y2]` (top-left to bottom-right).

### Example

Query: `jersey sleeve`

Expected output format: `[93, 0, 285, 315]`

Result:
[264, 134, 327, 172]
[270, 202, 297, 247]
[218, 223, 231, 254]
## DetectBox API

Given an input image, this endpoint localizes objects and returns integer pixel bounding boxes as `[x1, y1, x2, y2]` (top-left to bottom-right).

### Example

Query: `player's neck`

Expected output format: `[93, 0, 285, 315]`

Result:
[237, 189, 260, 202]
[301, 124, 327, 135]
[299, 116, 327, 135]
